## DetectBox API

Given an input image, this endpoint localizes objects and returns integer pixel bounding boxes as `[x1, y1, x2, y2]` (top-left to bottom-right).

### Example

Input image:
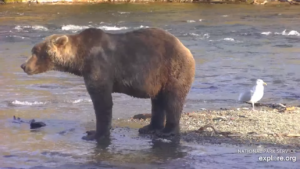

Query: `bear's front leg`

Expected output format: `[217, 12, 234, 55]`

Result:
[82, 85, 113, 142]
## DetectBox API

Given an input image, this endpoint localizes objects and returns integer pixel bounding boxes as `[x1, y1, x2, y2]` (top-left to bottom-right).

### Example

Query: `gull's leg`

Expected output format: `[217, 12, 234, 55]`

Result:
[252, 102, 257, 111]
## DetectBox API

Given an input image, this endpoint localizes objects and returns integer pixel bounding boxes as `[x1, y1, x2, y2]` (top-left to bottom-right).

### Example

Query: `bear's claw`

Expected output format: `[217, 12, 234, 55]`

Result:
[155, 129, 179, 138]
[138, 124, 163, 135]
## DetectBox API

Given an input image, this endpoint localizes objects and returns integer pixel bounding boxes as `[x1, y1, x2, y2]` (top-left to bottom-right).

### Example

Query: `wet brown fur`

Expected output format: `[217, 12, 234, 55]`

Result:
[21, 27, 196, 141]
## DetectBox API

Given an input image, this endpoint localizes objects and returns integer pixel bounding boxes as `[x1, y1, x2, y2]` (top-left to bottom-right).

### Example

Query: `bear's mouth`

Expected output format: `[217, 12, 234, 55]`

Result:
[21, 67, 35, 75]
[22, 69, 34, 75]
[21, 63, 43, 75]
[25, 71, 34, 75]
[26, 68, 44, 75]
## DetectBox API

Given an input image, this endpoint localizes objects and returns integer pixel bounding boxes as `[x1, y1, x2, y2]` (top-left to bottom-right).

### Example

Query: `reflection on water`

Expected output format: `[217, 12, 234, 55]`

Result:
[0, 115, 187, 168]
[0, 3, 300, 169]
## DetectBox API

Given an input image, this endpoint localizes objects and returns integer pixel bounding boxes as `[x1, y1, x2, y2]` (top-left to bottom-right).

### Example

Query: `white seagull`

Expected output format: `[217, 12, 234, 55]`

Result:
[238, 79, 267, 111]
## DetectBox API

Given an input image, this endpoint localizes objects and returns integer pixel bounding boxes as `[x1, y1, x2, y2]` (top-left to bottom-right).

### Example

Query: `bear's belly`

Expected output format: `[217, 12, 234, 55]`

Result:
[113, 87, 151, 99]
[112, 77, 163, 98]
[112, 81, 157, 99]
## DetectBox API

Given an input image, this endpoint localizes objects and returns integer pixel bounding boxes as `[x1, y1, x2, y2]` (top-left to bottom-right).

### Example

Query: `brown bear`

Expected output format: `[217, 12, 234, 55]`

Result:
[20, 27, 195, 142]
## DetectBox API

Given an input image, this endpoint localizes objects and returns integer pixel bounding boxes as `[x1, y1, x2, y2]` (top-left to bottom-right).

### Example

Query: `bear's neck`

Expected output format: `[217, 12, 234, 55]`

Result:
[55, 63, 83, 76]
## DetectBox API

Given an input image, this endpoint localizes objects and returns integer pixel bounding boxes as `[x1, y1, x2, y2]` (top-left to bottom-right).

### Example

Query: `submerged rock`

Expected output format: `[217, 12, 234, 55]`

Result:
[30, 121, 46, 129]
[132, 113, 152, 120]
[12, 116, 46, 129]
[12, 116, 24, 123]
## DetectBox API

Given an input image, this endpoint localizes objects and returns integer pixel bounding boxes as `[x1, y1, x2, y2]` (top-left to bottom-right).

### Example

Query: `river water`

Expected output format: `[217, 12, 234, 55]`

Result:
[0, 3, 300, 169]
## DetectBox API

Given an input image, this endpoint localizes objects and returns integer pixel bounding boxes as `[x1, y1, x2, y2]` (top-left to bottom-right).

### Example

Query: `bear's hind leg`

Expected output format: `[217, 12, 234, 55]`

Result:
[139, 93, 165, 134]
[155, 90, 185, 138]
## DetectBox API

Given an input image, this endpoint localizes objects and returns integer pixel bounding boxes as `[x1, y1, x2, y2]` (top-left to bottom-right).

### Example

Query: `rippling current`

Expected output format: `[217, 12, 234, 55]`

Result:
[0, 3, 300, 169]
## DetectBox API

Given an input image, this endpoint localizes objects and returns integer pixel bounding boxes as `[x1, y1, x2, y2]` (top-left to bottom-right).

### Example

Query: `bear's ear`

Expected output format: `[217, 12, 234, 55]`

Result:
[52, 35, 69, 47]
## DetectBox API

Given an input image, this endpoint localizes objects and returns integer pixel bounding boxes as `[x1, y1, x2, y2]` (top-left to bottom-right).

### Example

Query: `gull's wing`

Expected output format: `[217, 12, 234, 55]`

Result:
[238, 86, 255, 103]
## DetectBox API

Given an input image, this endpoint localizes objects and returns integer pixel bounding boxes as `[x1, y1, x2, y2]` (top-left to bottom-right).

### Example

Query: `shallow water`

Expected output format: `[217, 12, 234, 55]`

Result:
[0, 3, 300, 169]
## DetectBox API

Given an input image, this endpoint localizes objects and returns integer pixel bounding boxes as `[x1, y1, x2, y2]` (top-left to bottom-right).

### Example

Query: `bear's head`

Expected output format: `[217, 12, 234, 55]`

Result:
[20, 34, 74, 75]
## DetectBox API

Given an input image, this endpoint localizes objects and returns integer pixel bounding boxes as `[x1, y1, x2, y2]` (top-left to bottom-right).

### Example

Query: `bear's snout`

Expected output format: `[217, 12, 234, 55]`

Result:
[20, 63, 26, 71]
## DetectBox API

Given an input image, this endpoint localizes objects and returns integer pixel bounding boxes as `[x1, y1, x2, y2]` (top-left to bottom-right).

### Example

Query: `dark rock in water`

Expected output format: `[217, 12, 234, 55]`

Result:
[12, 116, 24, 123]
[209, 86, 218, 90]
[13, 116, 46, 129]
[3, 155, 17, 158]
[132, 113, 152, 120]
[58, 128, 75, 135]
[30, 121, 46, 129]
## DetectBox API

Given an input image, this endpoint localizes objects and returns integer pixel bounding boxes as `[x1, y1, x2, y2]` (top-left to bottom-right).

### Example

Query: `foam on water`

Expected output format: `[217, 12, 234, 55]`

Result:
[5, 35, 28, 39]
[11, 24, 149, 35]
[71, 99, 92, 104]
[209, 37, 241, 43]
[61, 25, 129, 31]
[97, 26, 128, 31]
[223, 38, 235, 41]
[61, 25, 90, 31]
[281, 29, 300, 36]
[261, 32, 272, 35]
[32, 25, 49, 31]
[203, 33, 210, 39]
[183, 33, 210, 39]
[187, 33, 200, 37]
[14, 25, 49, 31]
[12, 100, 46, 106]
[14, 25, 30, 31]
[134, 25, 149, 29]
[186, 20, 196, 23]
[118, 12, 130, 14]
[261, 30, 300, 36]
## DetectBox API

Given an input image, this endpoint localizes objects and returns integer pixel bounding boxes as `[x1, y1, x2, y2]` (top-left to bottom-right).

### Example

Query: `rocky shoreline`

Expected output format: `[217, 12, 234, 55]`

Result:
[114, 104, 300, 149]
[1, 0, 300, 5]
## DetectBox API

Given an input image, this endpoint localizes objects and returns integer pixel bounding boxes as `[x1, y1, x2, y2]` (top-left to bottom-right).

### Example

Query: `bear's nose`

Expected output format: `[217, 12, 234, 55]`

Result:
[20, 63, 26, 70]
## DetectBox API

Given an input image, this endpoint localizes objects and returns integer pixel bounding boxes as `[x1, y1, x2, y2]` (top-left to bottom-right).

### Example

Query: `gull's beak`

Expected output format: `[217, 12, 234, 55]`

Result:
[263, 82, 267, 86]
